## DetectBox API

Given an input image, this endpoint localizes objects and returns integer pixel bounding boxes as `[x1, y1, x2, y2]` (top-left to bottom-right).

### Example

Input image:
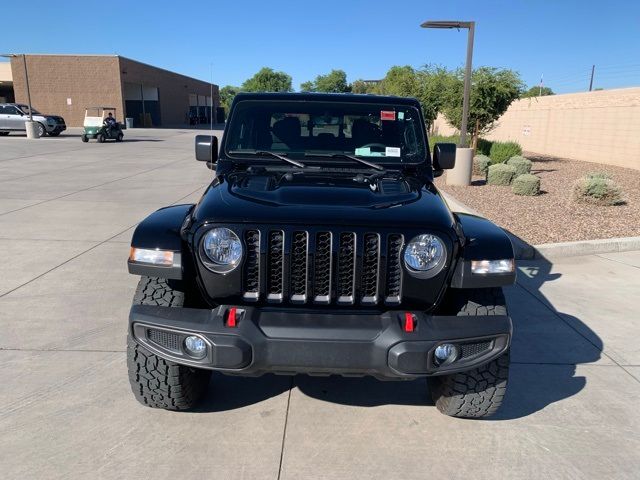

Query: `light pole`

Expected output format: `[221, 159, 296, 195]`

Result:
[420, 20, 475, 147]
[1, 53, 38, 138]
[421, 20, 475, 186]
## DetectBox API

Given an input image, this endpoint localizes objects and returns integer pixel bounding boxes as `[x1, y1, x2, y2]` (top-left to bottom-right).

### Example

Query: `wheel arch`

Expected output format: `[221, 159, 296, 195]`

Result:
[450, 213, 516, 288]
[128, 204, 195, 280]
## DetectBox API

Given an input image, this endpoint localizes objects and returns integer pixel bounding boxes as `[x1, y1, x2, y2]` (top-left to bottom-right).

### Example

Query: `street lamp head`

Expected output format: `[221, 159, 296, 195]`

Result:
[420, 20, 473, 29]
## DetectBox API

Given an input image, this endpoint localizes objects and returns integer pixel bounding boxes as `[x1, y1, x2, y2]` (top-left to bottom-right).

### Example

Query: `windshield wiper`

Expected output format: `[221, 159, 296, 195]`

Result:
[306, 153, 385, 171]
[228, 149, 306, 168]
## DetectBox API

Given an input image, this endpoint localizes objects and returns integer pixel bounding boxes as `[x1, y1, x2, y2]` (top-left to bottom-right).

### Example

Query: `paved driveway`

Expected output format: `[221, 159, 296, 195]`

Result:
[1, 130, 639, 479]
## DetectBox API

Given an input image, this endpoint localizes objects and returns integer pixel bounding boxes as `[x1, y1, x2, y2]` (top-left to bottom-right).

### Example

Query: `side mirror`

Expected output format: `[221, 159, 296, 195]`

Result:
[195, 135, 218, 165]
[432, 142, 456, 171]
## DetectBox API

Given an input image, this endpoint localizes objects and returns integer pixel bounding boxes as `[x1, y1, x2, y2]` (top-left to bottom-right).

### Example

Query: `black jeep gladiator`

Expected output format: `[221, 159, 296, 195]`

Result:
[126, 92, 515, 418]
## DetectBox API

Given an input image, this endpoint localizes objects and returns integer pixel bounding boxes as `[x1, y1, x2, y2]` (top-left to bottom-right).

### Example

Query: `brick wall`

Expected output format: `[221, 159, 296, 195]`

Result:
[10, 55, 220, 127]
[118, 57, 219, 126]
[432, 87, 640, 170]
[11, 55, 123, 127]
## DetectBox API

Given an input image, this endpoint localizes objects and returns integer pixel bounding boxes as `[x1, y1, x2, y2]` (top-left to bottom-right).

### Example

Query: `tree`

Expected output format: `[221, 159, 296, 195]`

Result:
[441, 67, 524, 149]
[220, 85, 240, 118]
[374, 65, 420, 97]
[350, 79, 377, 94]
[521, 86, 554, 98]
[416, 65, 455, 129]
[300, 69, 351, 93]
[241, 67, 293, 93]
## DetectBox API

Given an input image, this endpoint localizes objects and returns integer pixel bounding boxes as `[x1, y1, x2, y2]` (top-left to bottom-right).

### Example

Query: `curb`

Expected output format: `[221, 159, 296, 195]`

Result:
[440, 191, 640, 260]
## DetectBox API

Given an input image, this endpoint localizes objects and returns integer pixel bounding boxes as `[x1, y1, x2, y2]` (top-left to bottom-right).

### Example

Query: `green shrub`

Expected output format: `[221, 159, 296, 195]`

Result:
[489, 141, 522, 164]
[585, 171, 612, 181]
[476, 138, 493, 156]
[506, 155, 532, 176]
[512, 174, 541, 196]
[573, 175, 624, 206]
[473, 155, 491, 176]
[487, 163, 517, 186]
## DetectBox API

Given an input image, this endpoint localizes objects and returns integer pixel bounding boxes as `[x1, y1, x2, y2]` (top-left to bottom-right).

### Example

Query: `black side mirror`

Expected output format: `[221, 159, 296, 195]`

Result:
[433, 143, 456, 171]
[195, 135, 218, 166]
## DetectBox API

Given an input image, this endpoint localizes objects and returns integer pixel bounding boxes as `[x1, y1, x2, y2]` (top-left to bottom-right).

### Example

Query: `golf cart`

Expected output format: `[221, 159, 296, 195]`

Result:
[81, 107, 124, 143]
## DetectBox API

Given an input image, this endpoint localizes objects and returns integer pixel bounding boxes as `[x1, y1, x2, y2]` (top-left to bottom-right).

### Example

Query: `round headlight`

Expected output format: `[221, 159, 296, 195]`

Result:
[403, 234, 446, 277]
[201, 227, 243, 272]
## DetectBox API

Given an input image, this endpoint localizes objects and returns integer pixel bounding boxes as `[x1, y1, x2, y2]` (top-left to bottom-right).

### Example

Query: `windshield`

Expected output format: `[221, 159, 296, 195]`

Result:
[225, 100, 427, 164]
[18, 105, 42, 115]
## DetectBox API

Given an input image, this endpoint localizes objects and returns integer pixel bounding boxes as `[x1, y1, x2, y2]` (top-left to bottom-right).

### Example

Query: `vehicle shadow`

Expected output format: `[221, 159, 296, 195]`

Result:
[194, 252, 602, 418]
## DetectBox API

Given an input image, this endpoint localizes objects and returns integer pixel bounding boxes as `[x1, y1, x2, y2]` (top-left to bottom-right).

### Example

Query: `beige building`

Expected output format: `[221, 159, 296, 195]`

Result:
[433, 87, 640, 170]
[4, 54, 220, 127]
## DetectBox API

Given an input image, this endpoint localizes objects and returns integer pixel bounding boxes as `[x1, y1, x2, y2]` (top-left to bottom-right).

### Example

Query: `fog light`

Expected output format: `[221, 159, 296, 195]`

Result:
[434, 343, 458, 365]
[184, 335, 207, 359]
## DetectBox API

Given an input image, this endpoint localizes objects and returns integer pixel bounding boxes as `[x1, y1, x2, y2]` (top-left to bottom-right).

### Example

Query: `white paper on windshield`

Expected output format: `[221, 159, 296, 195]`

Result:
[355, 147, 371, 156]
[385, 147, 401, 157]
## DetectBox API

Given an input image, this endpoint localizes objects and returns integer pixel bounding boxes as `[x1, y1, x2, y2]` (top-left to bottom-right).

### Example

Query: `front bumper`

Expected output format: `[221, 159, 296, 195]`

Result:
[129, 305, 512, 379]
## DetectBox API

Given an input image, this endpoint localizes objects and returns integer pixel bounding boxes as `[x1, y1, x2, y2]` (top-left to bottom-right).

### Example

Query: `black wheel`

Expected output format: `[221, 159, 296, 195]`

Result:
[116, 132, 124, 142]
[127, 277, 211, 410]
[36, 123, 46, 137]
[97, 133, 105, 143]
[48, 131, 61, 137]
[0, 131, 9, 136]
[427, 288, 510, 418]
[81, 135, 89, 143]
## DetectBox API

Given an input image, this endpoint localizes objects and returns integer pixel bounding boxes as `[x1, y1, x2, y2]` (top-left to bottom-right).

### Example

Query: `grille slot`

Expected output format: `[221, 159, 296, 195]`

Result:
[460, 341, 492, 359]
[289, 231, 308, 303]
[385, 234, 404, 304]
[267, 230, 284, 302]
[147, 329, 181, 353]
[243, 230, 260, 301]
[313, 232, 332, 303]
[241, 228, 405, 306]
[337, 232, 356, 304]
[361, 233, 380, 305]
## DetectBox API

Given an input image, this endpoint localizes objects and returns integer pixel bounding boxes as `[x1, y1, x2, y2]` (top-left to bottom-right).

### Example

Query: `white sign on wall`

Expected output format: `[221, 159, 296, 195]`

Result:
[523, 125, 531, 136]
[66, 98, 72, 106]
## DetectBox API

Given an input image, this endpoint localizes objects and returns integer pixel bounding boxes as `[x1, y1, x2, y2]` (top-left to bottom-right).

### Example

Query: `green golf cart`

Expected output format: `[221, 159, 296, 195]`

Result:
[81, 107, 124, 143]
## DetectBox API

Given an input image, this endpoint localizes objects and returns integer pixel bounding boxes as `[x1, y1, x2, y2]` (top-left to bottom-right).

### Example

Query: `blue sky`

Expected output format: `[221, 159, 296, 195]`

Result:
[3, 0, 640, 94]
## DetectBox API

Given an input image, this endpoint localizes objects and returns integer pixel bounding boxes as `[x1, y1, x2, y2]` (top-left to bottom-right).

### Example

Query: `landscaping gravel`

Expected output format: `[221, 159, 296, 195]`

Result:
[437, 153, 640, 245]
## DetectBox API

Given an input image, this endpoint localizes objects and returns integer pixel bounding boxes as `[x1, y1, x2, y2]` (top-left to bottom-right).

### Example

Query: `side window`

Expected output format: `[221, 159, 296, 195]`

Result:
[0, 106, 6, 114]
[4, 106, 20, 115]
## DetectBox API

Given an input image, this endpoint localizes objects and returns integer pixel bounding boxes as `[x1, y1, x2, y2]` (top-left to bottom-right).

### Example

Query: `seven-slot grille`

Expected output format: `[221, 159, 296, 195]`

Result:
[241, 229, 404, 306]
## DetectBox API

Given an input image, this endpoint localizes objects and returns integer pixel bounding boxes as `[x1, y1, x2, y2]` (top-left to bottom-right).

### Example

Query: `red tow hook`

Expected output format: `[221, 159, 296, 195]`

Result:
[403, 312, 415, 332]
[226, 307, 238, 328]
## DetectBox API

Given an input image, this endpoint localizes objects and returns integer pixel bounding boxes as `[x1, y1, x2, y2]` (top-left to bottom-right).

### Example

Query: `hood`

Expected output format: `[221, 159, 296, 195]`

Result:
[191, 171, 455, 231]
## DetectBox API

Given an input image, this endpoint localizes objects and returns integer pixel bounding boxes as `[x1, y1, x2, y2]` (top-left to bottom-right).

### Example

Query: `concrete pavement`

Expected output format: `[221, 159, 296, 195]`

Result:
[1, 130, 639, 479]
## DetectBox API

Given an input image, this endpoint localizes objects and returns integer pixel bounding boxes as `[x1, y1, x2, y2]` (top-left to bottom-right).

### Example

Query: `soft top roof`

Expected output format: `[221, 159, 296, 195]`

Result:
[233, 92, 421, 107]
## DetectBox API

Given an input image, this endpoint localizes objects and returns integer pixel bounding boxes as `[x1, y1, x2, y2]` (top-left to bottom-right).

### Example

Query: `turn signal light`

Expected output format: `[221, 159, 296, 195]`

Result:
[129, 247, 174, 266]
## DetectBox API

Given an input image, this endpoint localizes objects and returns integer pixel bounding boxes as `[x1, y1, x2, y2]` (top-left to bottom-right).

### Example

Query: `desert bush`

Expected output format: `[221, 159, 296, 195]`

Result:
[512, 174, 541, 196]
[487, 163, 517, 186]
[506, 155, 532, 176]
[585, 171, 612, 181]
[473, 155, 491, 176]
[489, 141, 522, 164]
[573, 175, 623, 206]
[476, 138, 493, 156]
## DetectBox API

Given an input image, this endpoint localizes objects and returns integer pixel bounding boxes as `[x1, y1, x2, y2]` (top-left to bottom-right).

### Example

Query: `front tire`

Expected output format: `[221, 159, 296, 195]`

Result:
[97, 133, 105, 143]
[81, 134, 89, 143]
[428, 288, 510, 418]
[36, 123, 46, 137]
[127, 277, 211, 410]
[116, 132, 124, 142]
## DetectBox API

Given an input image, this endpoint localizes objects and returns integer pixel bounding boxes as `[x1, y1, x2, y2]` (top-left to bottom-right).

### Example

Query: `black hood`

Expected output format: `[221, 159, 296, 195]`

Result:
[191, 171, 455, 232]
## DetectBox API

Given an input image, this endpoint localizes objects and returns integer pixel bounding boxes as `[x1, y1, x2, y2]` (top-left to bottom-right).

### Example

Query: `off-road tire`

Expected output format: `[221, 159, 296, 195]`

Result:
[428, 287, 510, 418]
[127, 276, 211, 410]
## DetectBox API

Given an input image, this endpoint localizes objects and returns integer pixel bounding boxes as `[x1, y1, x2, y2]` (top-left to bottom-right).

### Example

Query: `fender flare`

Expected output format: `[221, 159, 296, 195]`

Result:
[127, 204, 194, 280]
[451, 213, 516, 288]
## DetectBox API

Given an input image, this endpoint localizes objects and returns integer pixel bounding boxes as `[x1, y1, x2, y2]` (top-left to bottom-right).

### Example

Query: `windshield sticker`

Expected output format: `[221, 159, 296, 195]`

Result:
[397, 111, 405, 120]
[385, 147, 401, 157]
[355, 147, 371, 156]
[380, 110, 396, 121]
